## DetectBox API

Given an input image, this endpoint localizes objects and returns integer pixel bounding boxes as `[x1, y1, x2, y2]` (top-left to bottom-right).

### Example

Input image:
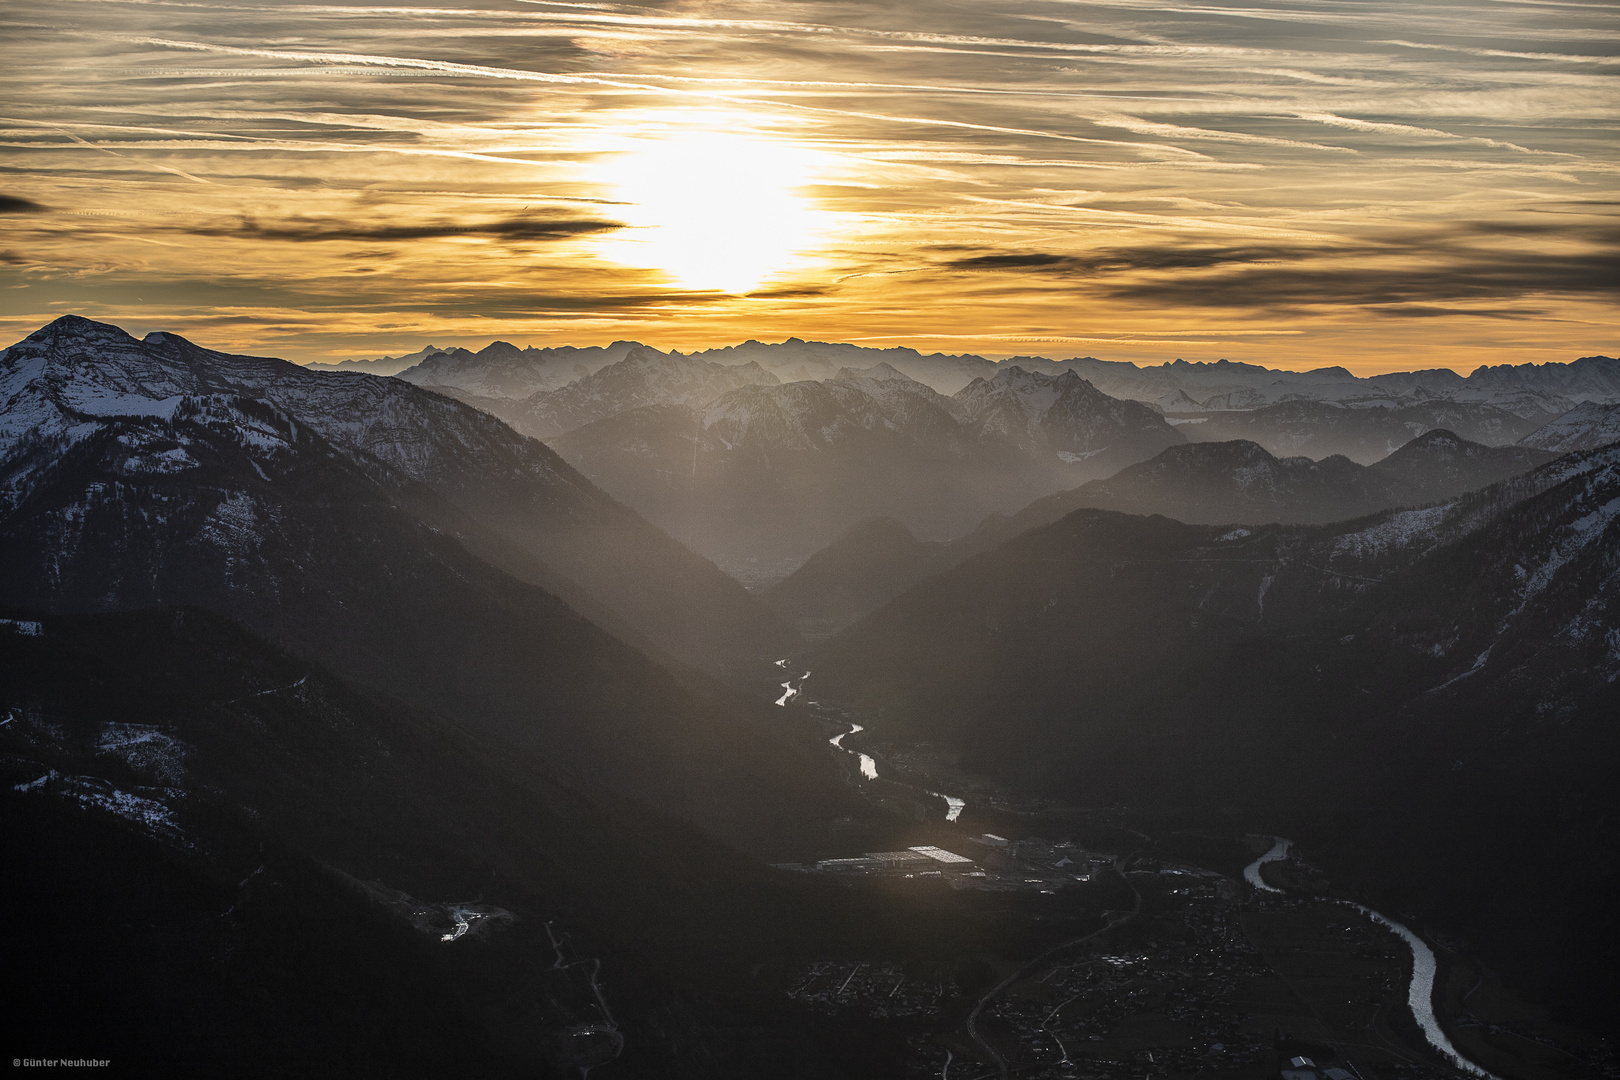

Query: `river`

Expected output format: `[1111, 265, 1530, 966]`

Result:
[1347, 903, 1501, 1080]
[1243, 836, 1290, 893]
[788, 667, 968, 816]
[776, 670, 809, 706]
[1246, 837, 1500, 1080]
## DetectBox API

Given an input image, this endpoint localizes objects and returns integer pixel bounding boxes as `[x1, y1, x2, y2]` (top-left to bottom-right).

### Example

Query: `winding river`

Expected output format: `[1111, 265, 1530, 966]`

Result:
[830, 722, 863, 750]
[1243, 836, 1291, 893]
[927, 790, 966, 822]
[776, 670, 809, 707]
[1245, 837, 1500, 1080]
[1348, 903, 1501, 1080]
[788, 664, 966, 816]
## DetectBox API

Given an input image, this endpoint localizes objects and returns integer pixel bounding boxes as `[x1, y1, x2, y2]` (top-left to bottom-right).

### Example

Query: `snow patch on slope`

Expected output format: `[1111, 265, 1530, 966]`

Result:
[1331, 505, 1450, 559]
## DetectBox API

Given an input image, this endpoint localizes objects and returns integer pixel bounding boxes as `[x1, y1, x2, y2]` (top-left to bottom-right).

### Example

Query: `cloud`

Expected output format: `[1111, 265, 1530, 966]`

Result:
[2, 0, 1615, 363]
[185, 216, 623, 243]
[0, 195, 48, 213]
[744, 287, 831, 298]
[941, 219, 1620, 308]
[1367, 305, 1545, 320]
[943, 245, 1316, 274]
[1100, 251, 1620, 309]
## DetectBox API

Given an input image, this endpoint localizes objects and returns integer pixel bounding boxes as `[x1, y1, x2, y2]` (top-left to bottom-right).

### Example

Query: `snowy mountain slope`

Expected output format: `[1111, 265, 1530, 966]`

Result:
[1520, 400, 1620, 454]
[0, 316, 797, 675]
[505, 346, 780, 441]
[0, 377, 864, 866]
[1466, 355, 1620, 403]
[951, 365, 1184, 479]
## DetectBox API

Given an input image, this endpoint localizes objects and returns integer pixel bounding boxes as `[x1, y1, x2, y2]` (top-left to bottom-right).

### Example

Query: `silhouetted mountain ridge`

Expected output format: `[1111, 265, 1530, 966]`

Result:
[762, 431, 1560, 634]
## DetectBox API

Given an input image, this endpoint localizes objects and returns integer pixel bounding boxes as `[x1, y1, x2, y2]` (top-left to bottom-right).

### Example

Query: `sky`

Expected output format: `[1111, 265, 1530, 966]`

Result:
[0, 0, 1615, 372]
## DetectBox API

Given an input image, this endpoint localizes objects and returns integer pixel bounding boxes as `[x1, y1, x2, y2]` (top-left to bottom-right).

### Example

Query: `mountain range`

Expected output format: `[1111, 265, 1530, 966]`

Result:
[0, 317, 794, 679]
[809, 444, 1620, 1019]
[549, 362, 1183, 573]
[763, 430, 1558, 636]
[366, 337, 1620, 417]
[8, 314, 1619, 1069]
[314, 338, 1619, 580]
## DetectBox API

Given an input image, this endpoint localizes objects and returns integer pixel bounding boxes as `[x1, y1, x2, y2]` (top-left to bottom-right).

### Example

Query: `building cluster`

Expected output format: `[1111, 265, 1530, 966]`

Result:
[784, 960, 952, 1020]
[1281, 1055, 1359, 1080]
[782, 834, 1116, 893]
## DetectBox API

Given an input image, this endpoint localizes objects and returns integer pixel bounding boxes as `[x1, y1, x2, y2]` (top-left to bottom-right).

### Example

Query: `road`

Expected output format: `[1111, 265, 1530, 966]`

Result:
[963, 853, 1143, 1079]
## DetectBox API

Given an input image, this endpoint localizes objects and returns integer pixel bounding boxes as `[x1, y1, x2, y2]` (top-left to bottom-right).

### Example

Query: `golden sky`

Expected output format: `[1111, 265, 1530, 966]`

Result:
[0, 0, 1615, 372]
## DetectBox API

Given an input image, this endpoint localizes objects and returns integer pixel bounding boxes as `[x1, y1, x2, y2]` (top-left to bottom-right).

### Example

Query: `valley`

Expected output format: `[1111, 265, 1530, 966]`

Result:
[2, 317, 1616, 1076]
[757, 670, 1615, 1080]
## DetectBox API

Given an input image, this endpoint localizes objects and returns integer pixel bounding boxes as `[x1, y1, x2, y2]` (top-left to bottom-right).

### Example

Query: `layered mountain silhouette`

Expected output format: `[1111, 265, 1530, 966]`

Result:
[765, 431, 1557, 635]
[487, 347, 780, 441]
[551, 364, 1037, 574]
[363, 337, 1620, 420]
[396, 339, 636, 398]
[1177, 399, 1545, 463]
[350, 337, 1618, 585]
[551, 364, 1184, 572]
[305, 344, 441, 376]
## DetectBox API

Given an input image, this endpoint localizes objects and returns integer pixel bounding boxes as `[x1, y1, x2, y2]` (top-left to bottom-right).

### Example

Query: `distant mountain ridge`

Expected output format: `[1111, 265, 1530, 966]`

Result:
[762, 431, 1561, 635]
[551, 363, 1026, 575]
[396, 339, 640, 398]
[299, 331, 1617, 590]
[304, 344, 441, 376]
[351, 334, 1620, 419]
[549, 363, 1187, 572]
[1172, 398, 1548, 464]
[501, 347, 780, 440]
[953, 365, 1183, 478]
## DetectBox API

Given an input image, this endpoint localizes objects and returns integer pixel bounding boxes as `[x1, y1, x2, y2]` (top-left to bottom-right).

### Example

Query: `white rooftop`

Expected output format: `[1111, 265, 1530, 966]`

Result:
[908, 845, 974, 864]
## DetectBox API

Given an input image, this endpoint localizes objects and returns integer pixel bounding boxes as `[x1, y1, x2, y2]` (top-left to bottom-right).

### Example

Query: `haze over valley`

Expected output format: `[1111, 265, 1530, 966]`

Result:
[3, 0, 1616, 1073]
[3, 315, 1617, 1077]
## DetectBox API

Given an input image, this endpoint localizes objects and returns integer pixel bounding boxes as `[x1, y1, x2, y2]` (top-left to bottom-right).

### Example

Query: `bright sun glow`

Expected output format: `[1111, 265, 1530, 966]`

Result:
[591, 132, 826, 294]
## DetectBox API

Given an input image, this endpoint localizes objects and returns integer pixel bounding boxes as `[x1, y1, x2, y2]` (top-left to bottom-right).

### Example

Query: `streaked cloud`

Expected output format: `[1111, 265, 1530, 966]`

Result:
[0, 0, 1613, 371]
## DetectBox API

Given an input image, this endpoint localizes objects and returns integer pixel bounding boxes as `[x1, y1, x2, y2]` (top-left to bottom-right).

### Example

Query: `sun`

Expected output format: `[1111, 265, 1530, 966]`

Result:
[590, 132, 826, 294]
